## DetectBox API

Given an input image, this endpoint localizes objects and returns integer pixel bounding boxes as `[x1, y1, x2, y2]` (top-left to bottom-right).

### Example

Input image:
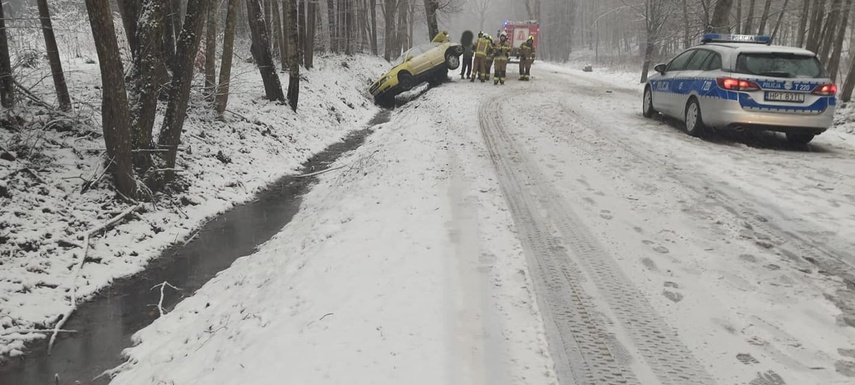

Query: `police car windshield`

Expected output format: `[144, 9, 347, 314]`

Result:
[734, 52, 826, 79]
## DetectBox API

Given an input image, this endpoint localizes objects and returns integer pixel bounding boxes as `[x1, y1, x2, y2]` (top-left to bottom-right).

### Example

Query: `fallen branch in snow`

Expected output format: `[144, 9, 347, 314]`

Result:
[319, 313, 334, 321]
[6, 167, 48, 185]
[295, 165, 346, 178]
[48, 204, 143, 354]
[13, 79, 51, 109]
[0, 328, 77, 336]
[150, 281, 181, 317]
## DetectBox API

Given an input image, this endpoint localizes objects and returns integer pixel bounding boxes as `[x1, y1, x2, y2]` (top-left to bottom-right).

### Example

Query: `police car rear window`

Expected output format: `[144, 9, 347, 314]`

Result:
[734, 53, 826, 78]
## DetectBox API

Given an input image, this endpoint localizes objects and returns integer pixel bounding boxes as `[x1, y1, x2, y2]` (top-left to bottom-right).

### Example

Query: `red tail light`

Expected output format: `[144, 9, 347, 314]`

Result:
[716, 77, 760, 91]
[812, 84, 837, 96]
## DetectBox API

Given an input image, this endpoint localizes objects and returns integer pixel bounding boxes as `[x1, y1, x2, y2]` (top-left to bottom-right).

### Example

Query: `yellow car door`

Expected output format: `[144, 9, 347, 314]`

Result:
[408, 44, 435, 76]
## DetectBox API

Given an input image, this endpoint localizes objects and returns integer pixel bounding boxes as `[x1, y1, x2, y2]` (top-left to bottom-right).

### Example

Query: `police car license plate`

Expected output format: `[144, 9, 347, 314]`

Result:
[765, 91, 805, 103]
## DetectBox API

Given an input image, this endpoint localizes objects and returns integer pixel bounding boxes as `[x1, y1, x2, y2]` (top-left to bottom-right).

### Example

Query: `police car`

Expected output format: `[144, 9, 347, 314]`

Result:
[642, 34, 837, 144]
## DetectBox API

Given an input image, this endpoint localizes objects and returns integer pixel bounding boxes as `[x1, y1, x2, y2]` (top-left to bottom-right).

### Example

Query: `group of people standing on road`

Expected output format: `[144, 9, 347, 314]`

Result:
[459, 31, 535, 85]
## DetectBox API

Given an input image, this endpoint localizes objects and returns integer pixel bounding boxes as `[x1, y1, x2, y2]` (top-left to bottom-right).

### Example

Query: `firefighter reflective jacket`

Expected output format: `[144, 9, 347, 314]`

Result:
[520, 41, 535, 60]
[493, 41, 511, 62]
[474, 37, 491, 58]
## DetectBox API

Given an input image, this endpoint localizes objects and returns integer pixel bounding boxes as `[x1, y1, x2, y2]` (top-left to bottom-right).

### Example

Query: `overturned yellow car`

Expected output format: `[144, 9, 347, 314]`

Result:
[370, 32, 464, 106]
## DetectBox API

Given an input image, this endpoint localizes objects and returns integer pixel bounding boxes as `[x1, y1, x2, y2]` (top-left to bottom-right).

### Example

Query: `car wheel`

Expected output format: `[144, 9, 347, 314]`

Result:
[786, 132, 815, 145]
[642, 86, 656, 118]
[445, 54, 460, 70]
[684, 98, 706, 137]
[398, 72, 414, 91]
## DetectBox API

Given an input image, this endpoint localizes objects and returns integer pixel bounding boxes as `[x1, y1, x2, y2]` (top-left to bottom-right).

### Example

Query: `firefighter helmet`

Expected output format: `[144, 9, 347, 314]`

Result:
[527, 35, 534, 41]
[500, 31, 508, 39]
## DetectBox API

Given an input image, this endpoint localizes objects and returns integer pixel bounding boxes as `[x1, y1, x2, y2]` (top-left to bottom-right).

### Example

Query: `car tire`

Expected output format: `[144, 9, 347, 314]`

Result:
[445, 54, 460, 70]
[684, 98, 706, 137]
[398, 72, 414, 91]
[786, 132, 815, 145]
[642, 86, 656, 118]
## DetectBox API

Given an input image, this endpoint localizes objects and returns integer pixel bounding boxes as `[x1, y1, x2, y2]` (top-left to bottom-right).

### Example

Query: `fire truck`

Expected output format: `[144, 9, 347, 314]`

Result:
[501, 20, 539, 60]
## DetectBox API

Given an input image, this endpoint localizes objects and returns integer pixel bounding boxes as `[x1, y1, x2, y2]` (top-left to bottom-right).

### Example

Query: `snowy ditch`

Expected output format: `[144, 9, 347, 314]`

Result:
[0, 54, 390, 381]
[0, 124, 381, 385]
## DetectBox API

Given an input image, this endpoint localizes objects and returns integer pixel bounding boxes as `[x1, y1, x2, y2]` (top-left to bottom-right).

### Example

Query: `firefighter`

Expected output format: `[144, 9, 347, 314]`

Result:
[493, 31, 511, 85]
[519, 35, 535, 81]
[471, 32, 491, 82]
[484, 34, 495, 81]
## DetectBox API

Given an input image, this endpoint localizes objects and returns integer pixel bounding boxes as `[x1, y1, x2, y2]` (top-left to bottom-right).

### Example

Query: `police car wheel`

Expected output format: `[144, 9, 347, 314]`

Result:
[684, 98, 706, 137]
[398, 72, 414, 91]
[446, 54, 460, 70]
[786, 132, 815, 145]
[642, 87, 656, 118]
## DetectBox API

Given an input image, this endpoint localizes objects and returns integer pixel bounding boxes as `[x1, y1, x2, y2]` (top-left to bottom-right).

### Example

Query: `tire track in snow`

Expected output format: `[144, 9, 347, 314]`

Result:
[479, 95, 716, 385]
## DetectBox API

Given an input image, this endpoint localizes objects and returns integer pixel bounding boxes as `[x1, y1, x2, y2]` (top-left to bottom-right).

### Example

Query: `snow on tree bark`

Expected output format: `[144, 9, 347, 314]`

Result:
[423, 0, 438, 42]
[83, 0, 137, 198]
[246, 0, 286, 101]
[306, 1, 316, 68]
[130, 0, 167, 174]
[158, 0, 209, 182]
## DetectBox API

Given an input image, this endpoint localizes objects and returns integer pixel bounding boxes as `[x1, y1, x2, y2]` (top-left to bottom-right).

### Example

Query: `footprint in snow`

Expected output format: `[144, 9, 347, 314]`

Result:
[599, 210, 613, 220]
[749, 370, 786, 385]
[737, 353, 760, 365]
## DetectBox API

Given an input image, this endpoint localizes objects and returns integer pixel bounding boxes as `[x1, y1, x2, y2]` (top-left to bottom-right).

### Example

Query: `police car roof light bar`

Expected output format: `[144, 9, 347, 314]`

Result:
[701, 33, 772, 45]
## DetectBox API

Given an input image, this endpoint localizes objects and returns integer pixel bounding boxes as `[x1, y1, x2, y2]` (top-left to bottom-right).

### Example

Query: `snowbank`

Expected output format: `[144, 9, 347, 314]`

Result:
[0, 54, 387, 358]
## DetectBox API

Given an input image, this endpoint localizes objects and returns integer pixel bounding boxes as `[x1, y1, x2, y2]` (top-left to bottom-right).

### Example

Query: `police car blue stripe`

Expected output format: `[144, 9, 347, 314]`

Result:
[651, 77, 835, 112]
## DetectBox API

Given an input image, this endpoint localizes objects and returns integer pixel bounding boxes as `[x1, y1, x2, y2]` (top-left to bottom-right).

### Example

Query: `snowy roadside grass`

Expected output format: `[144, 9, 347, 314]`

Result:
[0, 53, 387, 358]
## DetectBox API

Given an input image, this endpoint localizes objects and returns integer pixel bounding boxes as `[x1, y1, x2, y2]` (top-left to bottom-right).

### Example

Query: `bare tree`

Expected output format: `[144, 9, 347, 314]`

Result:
[205, 1, 219, 99]
[710, 0, 734, 33]
[797, 0, 810, 46]
[383, 0, 398, 60]
[36, 0, 71, 112]
[306, 1, 317, 68]
[217, 0, 240, 114]
[158, 0, 209, 182]
[246, 0, 286, 101]
[423, 0, 438, 40]
[370, 0, 378, 54]
[116, 0, 141, 55]
[285, 0, 300, 110]
[744, 0, 756, 34]
[756, 0, 774, 34]
[470, 0, 491, 32]
[640, 0, 674, 83]
[827, 0, 853, 80]
[806, 0, 826, 52]
[129, 0, 167, 173]
[0, 1, 14, 109]
[84, 0, 136, 198]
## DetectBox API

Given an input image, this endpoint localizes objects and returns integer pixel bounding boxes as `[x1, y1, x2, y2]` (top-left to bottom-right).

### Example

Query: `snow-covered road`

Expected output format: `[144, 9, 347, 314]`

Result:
[109, 63, 855, 384]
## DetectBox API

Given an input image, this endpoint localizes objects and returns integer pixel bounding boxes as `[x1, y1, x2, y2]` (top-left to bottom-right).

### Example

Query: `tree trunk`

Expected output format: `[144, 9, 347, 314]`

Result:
[797, 0, 810, 46]
[129, 0, 167, 173]
[217, 0, 240, 114]
[370, 0, 378, 55]
[397, 0, 408, 52]
[158, 0, 209, 182]
[384, 0, 397, 60]
[828, 0, 853, 81]
[280, 0, 289, 69]
[246, 0, 286, 101]
[806, 0, 827, 52]
[84, 0, 136, 198]
[328, 0, 337, 52]
[36, 0, 71, 112]
[0, 1, 14, 109]
[757, 0, 774, 34]
[736, 0, 742, 33]
[710, 0, 734, 33]
[163, 4, 177, 68]
[770, 0, 791, 41]
[306, 1, 316, 68]
[116, 0, 141, 55]
[820, 0, 843, 61]
[285, 0, 300, 111]
[423, 0, 438, 41]
[682, 0, 691, 48]
[205, 0, 218, 99]
[273, 0, 284, 60]
[744, 0, 756, 34]
[299, 0, 306, 64]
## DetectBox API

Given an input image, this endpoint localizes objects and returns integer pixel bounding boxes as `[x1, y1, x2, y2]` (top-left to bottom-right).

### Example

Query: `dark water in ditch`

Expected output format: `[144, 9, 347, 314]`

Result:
[0, 112, 388, 385]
